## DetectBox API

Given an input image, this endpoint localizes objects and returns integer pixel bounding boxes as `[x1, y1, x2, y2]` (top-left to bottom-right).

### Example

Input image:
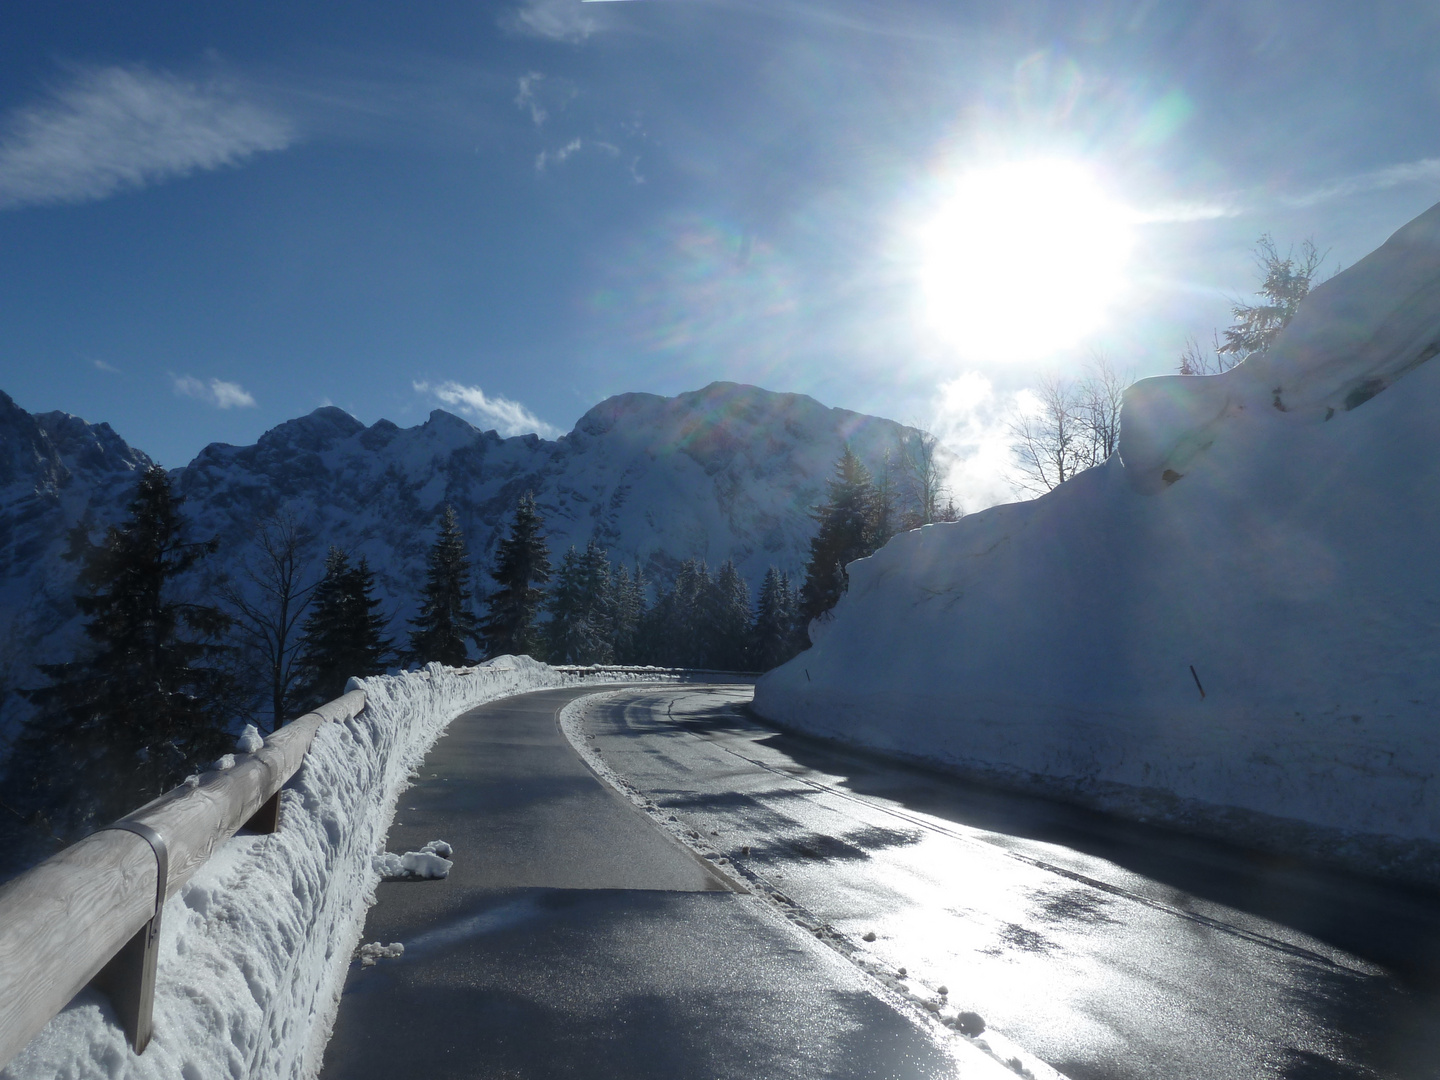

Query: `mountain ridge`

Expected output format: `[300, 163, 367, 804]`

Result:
[0, 380, 937, 740]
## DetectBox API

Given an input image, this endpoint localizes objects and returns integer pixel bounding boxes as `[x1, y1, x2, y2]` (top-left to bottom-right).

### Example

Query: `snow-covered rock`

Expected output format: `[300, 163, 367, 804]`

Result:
[755, 201, 1440, 887]
[0, 381, 929, 745]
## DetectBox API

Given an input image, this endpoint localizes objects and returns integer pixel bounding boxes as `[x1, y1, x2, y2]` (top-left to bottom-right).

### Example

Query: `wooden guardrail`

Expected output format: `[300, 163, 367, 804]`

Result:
[0, 689, 366, 1071]
[550, 665, 764, 678]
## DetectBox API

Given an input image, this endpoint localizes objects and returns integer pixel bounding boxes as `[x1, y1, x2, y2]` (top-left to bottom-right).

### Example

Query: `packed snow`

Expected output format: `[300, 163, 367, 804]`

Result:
[756, 201, 1440, 887]
[0, 658, 627, 1080]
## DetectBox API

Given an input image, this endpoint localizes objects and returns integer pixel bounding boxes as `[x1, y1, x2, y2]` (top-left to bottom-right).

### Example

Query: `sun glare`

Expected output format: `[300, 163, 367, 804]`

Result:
[920, 159, 1134, 362]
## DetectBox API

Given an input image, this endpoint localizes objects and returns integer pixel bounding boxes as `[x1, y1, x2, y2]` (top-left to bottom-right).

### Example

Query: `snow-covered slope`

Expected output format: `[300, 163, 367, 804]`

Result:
[0, 382, 922, 740]
[755, 201, 1440, 886]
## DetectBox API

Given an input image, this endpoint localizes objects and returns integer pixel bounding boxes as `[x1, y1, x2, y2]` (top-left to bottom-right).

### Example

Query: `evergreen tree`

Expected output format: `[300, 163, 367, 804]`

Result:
[709, 560, 753, 671]
[408, 505, 481, 667]
[640, 558, 715, 667]
[480, 491, 551, 659]
[544, 540, 615, 663]
[751, 566, 803, 670]
[294, 549, 392, 709]
[799, 446, 878, 630]
[610, 562, 647, 664]
[8, 465, 237, 831]
[1180, 235, 1324, 374]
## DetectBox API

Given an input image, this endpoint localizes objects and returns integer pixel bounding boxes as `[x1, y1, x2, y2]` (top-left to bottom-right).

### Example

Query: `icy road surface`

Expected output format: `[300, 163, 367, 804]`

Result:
[572, 685, 1440, 1080]
[320, 684, 1017, 1080]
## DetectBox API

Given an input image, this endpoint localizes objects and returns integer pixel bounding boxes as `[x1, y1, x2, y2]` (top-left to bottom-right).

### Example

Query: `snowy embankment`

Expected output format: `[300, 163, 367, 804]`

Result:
[2, 657, 628, 1080]
[755, 202, 1440, 887]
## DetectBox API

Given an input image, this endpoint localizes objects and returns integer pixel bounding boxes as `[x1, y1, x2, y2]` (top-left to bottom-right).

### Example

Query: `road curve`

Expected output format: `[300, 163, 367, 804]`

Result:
[570, 684, 1440, 1080]
[319, 683, 1008, 1080]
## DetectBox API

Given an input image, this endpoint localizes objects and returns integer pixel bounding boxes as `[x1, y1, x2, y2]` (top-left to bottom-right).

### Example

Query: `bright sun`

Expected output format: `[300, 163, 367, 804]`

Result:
[920, 159, 1134, 362]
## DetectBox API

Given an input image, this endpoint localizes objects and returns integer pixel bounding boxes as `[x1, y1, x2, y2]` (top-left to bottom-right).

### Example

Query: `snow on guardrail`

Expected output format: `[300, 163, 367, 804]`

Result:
[0, 657, 632, 1080]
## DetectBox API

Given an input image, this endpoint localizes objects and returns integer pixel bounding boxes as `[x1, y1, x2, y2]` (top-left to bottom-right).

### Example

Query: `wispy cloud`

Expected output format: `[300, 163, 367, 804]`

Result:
[1130, 199, 1242, 225]
[536, 137, 583, 172]
[413, 380, 562, 438]
[503, 0, 601, 43]
[92, 358, 120, 373]
[1285, 157, 1440, 210]
[535, 137, 620, 173]
[516, 73, 549, 126]
[172, 374, 257, 409]
[0, 64, 294, 210]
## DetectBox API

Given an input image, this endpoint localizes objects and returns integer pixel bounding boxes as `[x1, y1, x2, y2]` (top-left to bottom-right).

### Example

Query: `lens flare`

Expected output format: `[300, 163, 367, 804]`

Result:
[920, 159, 1134, 362]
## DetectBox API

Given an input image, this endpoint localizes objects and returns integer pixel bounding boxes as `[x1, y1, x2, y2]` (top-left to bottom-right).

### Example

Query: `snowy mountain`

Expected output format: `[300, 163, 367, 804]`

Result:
[0, 381, 927, 739]
[0, 393, 154, 710]
[754, 201, 1440, 887]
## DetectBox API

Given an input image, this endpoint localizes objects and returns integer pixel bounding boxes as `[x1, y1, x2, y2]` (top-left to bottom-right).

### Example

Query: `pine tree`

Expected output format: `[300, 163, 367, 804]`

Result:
[751, 566, 803, 670]
[1180, 235, 1325, 374]
[544, 540, 615, 664]
[9, 465, 238, 831]
[799, 446, 878, 630]
[294, 549, 392, 709]
[408, 505, 481, 667]
[710, 560, 753, 671]
[610, 562, 646, 663]
[480, 491, 551, 659]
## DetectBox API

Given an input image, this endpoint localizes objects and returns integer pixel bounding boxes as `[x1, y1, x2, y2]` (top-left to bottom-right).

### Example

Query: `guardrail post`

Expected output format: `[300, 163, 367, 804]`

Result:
[243, 790, 282, 834]
[89, 820, 168, 1054]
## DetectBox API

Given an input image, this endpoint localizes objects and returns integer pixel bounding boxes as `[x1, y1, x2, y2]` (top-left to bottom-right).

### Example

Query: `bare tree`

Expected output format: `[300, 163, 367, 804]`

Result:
[220, 512, 318, 731]
[1010, 356, 1132, 495]
[1009, 374, 1086, 495]
[1075, 353, 1126, 465]
[898, 426, 952, 527]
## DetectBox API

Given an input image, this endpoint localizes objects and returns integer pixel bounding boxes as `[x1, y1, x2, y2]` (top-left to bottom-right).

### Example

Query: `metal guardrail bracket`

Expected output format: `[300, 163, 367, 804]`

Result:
[90, 820, 168, 1054]
[242, 790, 282, 834]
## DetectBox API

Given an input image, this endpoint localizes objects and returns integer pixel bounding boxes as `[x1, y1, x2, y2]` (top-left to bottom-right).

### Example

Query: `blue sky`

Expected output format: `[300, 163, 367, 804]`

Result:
[4, 1, 1440, 506]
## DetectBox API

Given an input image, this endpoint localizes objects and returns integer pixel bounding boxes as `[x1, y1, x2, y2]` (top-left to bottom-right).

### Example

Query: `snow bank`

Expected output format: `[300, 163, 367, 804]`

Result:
[1, 657, 627, 1080]
[755, 202, 1440, 887]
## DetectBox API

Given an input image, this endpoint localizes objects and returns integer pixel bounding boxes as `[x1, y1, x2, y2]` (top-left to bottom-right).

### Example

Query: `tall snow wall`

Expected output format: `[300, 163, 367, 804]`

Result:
[754, 201, 1440, 887]
[2, 659, 632, 1080]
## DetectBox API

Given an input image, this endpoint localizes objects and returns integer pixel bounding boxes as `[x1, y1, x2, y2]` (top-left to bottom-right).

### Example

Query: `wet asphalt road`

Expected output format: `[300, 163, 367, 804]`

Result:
[576, 685, 1440, 1080]
[319, 684, 1004, 1080]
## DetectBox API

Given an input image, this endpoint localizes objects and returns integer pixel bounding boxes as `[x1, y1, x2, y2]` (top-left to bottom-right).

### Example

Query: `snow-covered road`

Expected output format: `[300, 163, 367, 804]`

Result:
[575, 685, 1440, 1080]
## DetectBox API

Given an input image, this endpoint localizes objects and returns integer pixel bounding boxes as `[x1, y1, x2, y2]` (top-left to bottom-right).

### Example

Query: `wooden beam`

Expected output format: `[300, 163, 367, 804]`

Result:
[0, 689, 365, 1069]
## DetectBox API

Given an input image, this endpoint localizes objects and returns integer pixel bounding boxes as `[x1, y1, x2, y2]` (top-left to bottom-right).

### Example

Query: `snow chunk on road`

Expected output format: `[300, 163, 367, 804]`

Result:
[374, 849, 453, 880]
[358, 942, 404, 966]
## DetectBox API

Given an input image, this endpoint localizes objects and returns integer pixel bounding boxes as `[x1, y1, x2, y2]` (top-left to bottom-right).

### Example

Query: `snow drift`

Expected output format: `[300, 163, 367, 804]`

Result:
[755, 201, 1440, 886]
[0, 659, 630, 1080]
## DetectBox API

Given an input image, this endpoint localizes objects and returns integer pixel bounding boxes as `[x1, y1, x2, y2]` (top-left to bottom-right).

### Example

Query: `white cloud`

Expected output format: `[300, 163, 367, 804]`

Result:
[92, 358, 120, 373]
[516, 73, 549, 126]
[413, 380, 562, 438]
[535, 137, 583, 172]
[0, 64, 294, 210]
[925, 371, 1027, 512]
[503, 0, 601, 43]
[172, 374, 257, 409]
